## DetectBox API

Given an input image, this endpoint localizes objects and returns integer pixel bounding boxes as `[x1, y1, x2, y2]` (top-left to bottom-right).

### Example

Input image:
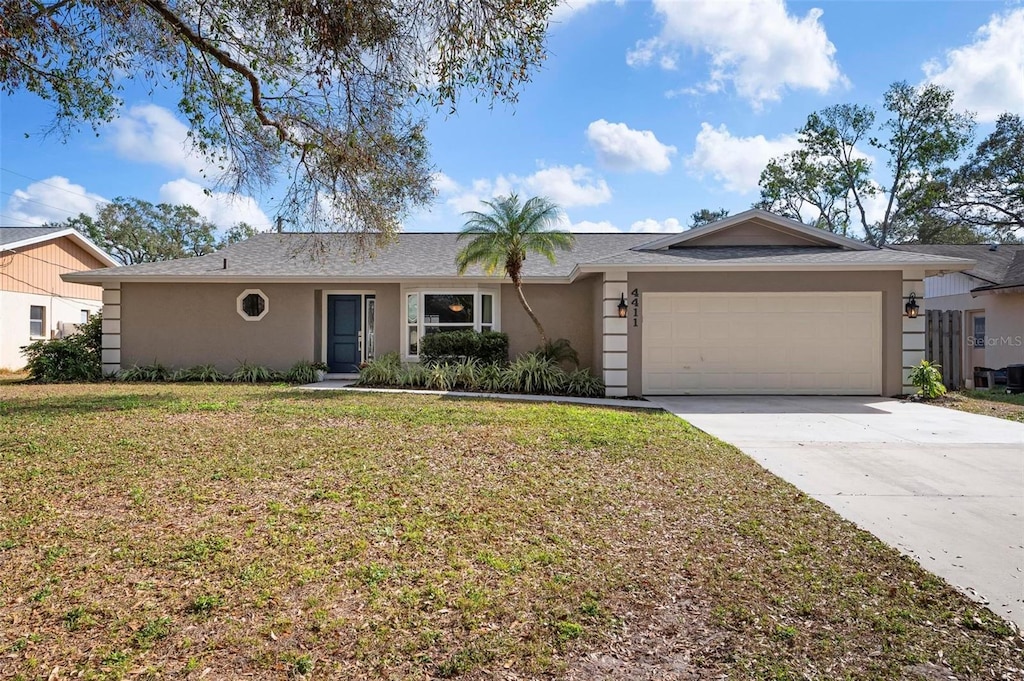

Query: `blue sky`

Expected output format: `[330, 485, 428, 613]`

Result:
[2, 0, 1022, 236]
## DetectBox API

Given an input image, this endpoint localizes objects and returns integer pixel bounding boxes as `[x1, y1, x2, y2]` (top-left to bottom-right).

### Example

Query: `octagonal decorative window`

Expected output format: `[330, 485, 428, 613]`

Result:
[237, 289, 269, 321]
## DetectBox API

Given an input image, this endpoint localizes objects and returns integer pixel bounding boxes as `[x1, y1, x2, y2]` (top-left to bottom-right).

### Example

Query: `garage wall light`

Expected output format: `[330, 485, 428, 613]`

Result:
[617, 293, 628, 318]
[905, 292, 920, 318]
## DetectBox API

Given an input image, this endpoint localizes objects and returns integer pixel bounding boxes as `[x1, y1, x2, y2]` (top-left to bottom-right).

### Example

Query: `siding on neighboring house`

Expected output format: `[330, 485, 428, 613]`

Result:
[0, 238, 107, 370]
[924, 272, 979, 299]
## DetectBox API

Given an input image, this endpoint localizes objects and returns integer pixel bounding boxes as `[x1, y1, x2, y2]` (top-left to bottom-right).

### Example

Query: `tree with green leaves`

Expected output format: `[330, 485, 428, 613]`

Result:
[758, 81, 976, 245]
[926, 113, 1023, 242]
[46, 198, 260, 264]
[689, 208, 730, 228]
[455, 195, 574, 346]
[2, 0, 555, 237]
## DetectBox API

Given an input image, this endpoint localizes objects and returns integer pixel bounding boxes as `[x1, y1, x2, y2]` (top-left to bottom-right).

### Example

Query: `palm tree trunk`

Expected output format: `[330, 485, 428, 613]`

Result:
[512, 275, 547, 347]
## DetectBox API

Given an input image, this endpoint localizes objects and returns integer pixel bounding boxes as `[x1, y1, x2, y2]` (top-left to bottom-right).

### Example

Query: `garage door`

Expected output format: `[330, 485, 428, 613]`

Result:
[642, 292, 882, 395]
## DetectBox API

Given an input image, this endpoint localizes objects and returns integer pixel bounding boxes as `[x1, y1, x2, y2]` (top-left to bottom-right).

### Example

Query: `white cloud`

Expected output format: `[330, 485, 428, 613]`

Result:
[561, 216, 684, 234]
[521, 165, 612, 206]
[443, 164, 612, 213]
[108, 104, 219, 179]
[628, 217, 684, 233]
[550, 0, 618, 23]
[629, 0, 846, 107]
[432, 172, 460, 195]
[2, 176, 107, 225]
[922, 9, 1024, 122]
[686, 123, 800, 193]
[586, 120, 677, 173]
[158, 179, 271, 229]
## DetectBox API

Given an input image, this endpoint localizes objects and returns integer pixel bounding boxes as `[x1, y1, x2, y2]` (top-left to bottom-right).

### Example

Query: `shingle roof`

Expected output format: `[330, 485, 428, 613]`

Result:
[65, 232, 659, 281]
[888, 244, 1024, 285]
[585, 246, 975, 268]
[0, 226, 68, 248]
[63, 232, 976, 284]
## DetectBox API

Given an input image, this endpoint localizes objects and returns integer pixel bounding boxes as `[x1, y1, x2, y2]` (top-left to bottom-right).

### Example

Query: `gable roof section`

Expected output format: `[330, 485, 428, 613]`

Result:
[888, 244, 1024, 286]
[0, 226, 119, 267]
[637, 209, 876, 251]
[63, 230, 976, 285]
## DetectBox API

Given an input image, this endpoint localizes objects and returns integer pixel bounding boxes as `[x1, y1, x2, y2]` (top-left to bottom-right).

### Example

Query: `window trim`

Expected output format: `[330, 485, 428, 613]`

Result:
[29, 305, 46, 338]
[402, 286, 500, 360]
[236, 289, 269, 321]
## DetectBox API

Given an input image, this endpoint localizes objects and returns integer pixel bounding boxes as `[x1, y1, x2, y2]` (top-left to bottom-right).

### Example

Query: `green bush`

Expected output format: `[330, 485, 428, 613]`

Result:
[420, 330, 509, 365]
[20, 313, 103, 382]
[537, 338, 579, 369]
[230, 361, 276, 383]
[173, 364, 229, 382]
[358, 353, 402, 386]
[285, 360, 329, 384]
[117, 362, 171, 382]
[356, 351, 606, 398]
[504, 353, 565, 395]
[562, 368, 605, 398]
[909, 360, 947, 399]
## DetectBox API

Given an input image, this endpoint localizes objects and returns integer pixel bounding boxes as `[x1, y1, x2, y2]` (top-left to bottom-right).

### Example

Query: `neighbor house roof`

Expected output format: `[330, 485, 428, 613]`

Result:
[888, 244, 1024, 293]
[63, 229, 975, 285]
[0, 226, 119, 267]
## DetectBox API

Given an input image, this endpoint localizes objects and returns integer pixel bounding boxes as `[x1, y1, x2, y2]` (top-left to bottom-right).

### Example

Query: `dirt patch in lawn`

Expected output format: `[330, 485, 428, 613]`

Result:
[928, 390, 1024, 423]
[1, 383, 1021, 680]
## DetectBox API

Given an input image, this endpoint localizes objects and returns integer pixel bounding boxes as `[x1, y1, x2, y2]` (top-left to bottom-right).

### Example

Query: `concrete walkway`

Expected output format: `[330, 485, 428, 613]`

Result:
[652, 396, 1024, 628]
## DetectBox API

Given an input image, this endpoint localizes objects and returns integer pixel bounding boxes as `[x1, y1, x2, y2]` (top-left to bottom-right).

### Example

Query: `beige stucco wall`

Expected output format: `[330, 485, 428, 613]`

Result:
[982, 293, 1024, 369]
[120, 282, 402, 371]
[625, 270, 905, 396]
[500, 281, 596, 368]
[684, 221, 830, 247]
[922, 291, 1024, 371]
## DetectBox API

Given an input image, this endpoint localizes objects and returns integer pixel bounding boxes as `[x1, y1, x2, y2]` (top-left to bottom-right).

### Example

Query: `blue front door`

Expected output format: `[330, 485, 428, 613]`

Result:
[327, 295, 361, 373]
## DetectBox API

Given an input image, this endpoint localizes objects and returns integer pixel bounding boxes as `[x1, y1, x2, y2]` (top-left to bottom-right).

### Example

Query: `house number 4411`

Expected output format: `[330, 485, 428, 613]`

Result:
[630, 288, 640, 327]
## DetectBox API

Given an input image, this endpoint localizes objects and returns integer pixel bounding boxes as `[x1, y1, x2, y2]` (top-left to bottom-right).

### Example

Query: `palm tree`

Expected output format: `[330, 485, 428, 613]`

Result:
[456, 194, 575, 346]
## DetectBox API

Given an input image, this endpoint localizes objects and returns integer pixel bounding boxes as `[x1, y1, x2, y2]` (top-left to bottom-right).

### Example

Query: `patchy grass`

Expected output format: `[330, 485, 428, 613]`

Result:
[934, 389, 1024, 423]
[0, 369, 28, 385]
[0, 383, 1020, 680]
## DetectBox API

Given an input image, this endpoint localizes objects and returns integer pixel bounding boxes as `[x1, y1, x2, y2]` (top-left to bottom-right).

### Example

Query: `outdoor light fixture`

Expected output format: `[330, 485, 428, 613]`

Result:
[617, 293, 629, 318]
[448, 303, 465, 313]
[905, 292, 919, 319]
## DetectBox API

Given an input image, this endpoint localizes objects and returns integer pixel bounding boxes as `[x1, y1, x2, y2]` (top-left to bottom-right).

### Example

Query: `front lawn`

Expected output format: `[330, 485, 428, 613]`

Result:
[934, 389, 1024, 423]
[0, 384, 1020, 679]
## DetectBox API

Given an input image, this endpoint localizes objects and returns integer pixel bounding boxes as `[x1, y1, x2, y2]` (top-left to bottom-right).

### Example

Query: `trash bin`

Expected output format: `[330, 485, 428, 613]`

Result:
[1007, 364, 1024, 394]
[973, 367, 995, 389]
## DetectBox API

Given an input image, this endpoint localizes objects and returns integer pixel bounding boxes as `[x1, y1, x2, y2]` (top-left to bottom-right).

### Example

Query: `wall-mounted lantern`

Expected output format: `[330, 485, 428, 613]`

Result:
[617, 293, 629, 318]
[905, 292, 919, 319]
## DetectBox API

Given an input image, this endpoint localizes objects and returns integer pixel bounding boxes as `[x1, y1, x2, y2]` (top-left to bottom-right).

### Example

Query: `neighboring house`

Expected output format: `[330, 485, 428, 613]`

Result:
[889, 244, 1024, 380]
[63, 210, 974, 397]
[1, 227, 119, 370]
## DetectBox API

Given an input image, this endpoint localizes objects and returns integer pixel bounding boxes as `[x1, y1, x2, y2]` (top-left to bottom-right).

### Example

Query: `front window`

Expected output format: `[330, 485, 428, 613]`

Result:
[30, 305, 45, 337]
[404, 290, 499, 358]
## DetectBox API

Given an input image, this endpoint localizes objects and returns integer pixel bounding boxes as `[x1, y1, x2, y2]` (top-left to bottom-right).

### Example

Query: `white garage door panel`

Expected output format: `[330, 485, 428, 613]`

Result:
[642, 292, 882, 395]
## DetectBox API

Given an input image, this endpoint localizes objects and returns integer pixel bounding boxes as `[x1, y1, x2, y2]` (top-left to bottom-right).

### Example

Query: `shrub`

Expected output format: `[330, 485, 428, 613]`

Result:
[536, 338, 579, 369]
[425, 362, 458, 391]
[358, 353, 401, 386]
[230, 361, 275, 383]
[450, 357, 480, 390]
[173, 364, 229, 383]
[909, 360, 947, 399]
[420, 330, 509, 365]
[477, 363, 506, 393]
[285, 360, 329, 384]
[563, 368, 605, 398]
[117, 362, 170, 382]
[20, 313, 103, 382]
[504, 353, 565, 394]
[397, 363, 429, 388]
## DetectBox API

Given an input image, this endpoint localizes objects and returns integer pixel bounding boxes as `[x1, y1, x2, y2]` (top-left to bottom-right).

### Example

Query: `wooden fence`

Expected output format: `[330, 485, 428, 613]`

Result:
[925, 309, 963, 390]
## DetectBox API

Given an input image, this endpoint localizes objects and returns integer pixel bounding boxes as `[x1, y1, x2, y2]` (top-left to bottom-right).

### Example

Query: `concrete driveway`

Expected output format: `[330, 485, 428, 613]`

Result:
[652, 396, 1024, 628]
